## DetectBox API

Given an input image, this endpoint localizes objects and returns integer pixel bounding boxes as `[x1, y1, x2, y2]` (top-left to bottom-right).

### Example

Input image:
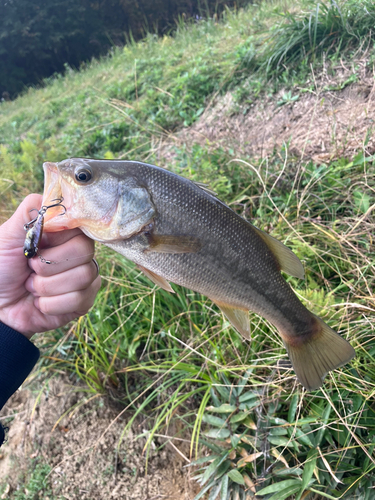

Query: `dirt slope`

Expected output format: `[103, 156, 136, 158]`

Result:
[169, 56, 375, 163]
[0, 379, 199, 500]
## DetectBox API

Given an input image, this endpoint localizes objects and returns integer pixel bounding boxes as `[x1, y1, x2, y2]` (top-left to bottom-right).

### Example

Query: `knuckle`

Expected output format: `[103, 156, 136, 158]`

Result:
[74, 234, 95, 260]
[31, 258, 52, 278]
[78, 263, 95, 287]
[37, 298, 52, 316]
[34, 276, 49, 296]
[73, 291, 89, 311]
[94, 276, 102, 292]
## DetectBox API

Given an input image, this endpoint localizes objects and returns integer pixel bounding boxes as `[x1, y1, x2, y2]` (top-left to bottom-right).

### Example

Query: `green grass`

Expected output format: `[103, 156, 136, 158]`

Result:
[261, 0, 375, 73]
[1, 1, 375, 499]
[0, 460, 57, 500]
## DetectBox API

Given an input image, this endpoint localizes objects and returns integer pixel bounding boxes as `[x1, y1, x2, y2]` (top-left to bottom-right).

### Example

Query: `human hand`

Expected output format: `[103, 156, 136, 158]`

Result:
[0, 194, 101, 338]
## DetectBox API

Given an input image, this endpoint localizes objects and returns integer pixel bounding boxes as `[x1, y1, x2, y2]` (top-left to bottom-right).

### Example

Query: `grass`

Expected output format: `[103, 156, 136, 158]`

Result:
[1, 1, 375, 499]
[260, 0, 375, 73]
[0, 460, 57, 500]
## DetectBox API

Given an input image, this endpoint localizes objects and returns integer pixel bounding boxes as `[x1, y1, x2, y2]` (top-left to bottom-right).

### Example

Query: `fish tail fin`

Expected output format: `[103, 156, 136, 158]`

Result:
[283, 316, 355, 391]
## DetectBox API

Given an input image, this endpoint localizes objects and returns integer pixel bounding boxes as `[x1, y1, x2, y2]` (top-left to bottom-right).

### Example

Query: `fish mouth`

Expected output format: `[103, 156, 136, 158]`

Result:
[42, 162, 76, 232]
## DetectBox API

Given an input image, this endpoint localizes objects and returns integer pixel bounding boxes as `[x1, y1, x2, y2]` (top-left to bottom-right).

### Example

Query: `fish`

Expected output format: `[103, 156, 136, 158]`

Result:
[41, 158, 355, 390]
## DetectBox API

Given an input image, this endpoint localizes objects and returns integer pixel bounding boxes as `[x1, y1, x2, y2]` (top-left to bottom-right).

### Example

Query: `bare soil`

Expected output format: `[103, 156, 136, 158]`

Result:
[161, 55, 375, 164]
[0, 378, 200, 499]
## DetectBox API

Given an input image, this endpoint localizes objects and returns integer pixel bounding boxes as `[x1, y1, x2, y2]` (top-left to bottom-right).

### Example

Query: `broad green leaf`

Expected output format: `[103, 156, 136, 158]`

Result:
[353, 190, 370, 214]
[295, 449, 318, 500]
[210, 389, 222, 407]
[257, 479, 301, 495]
[227, 469, 245, 485]
[208, 481, 221, 500]
[214, 385, 231, 401]
[230, 412, 249, 424]
[269, 427, 288, 436]
[188, 454, 219, 467]
[193, 478, 217, 500]
[204, 428, 231, 439]
[200, 457, 224, 486]
[296, 417, 317, 425]
[221, 474, 228, 500]
[238, 390, 259, 403]
[274, 466, 303, 477]
[207, 404, 237, 414]
[231, 434, 241, 448]
[269, 417, 288, 425]
[200, 454, 229, 486]
[267, 436, 293, 447]
[294, 427, 314, 448]
[202, 414, 227, 427]
[268, 484, 302, 500]
[237, 367, 257, 396]
[239, 400, 259, 410]
[288, 394, 298, 423]
[215, 460, 232, 479]
[316, 403, 331, 446]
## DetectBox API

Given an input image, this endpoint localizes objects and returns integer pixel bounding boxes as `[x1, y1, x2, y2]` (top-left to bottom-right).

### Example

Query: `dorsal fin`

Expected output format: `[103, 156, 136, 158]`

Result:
[252, 226, 305, 279]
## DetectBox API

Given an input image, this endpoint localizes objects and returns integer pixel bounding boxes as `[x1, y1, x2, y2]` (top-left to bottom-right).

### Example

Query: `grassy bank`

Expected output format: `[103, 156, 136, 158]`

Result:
[1, 1, 375, 499]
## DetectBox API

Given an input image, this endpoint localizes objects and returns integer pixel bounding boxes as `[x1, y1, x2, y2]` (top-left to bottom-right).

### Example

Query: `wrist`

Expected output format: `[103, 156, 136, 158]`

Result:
[0, 313, 34, 340]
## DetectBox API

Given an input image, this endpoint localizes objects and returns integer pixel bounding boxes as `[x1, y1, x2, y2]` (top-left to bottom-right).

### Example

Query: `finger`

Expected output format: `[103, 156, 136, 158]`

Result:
[40, 228, 83, 248]
[26, 260, 99, 297]
[28, 233, 95, 277]
[35, 276, 101, 316]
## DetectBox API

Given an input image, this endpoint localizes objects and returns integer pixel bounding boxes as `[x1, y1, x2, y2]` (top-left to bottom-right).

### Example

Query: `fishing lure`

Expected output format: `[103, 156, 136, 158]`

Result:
[23, 198, 66, 259]
[24, 209, 44, 258]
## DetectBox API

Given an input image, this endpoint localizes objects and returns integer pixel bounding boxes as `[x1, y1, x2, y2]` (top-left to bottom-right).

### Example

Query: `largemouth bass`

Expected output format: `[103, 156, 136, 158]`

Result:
[41, 158, 355, 390]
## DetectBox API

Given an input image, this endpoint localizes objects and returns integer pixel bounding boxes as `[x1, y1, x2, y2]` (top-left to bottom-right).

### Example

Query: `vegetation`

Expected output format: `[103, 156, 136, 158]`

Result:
[1, 1, 375, 498]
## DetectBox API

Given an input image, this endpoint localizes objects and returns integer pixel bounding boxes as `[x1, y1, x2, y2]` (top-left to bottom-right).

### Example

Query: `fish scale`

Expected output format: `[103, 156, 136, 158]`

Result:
[41, 158, 355, 390]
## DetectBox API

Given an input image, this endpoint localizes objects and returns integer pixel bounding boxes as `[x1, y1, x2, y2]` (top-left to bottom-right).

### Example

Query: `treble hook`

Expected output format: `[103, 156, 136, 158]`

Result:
[24, 209, 40, 230]
[24, 198, 67, 231]
[40, 197, 67, 216]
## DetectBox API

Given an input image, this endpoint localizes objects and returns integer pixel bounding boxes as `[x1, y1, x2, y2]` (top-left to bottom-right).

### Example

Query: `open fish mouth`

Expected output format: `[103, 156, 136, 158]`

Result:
[41, 162, 74, 231]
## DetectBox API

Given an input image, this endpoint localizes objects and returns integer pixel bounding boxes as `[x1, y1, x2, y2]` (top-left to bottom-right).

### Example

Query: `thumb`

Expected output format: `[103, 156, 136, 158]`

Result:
[0, 194, 43, 249]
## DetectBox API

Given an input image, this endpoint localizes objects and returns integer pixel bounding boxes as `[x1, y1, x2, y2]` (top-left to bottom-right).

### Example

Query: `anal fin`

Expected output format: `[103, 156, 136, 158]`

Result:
[138, 265, 174, 293]
[145, 234, 201, 254]
[213, 301, 250, 340]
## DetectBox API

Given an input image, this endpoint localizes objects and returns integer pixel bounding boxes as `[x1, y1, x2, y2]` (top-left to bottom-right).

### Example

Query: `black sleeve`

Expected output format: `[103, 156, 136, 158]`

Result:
[0, 322, 40, 447]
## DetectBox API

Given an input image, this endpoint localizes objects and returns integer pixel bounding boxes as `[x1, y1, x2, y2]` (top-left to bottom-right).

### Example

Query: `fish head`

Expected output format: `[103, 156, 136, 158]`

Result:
[42, 158, 155, 241]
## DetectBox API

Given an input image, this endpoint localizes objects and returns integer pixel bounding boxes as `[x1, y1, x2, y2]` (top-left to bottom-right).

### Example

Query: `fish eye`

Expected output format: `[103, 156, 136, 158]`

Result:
[75, 168, 92, 183]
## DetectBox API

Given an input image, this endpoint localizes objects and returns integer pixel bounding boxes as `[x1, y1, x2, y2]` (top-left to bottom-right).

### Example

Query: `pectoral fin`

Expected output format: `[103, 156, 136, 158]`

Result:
[145, 234, 201, 254]
[138, 265, 175, 293]
[252, 226, 305, 279]
[213, 301, 251, 340]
